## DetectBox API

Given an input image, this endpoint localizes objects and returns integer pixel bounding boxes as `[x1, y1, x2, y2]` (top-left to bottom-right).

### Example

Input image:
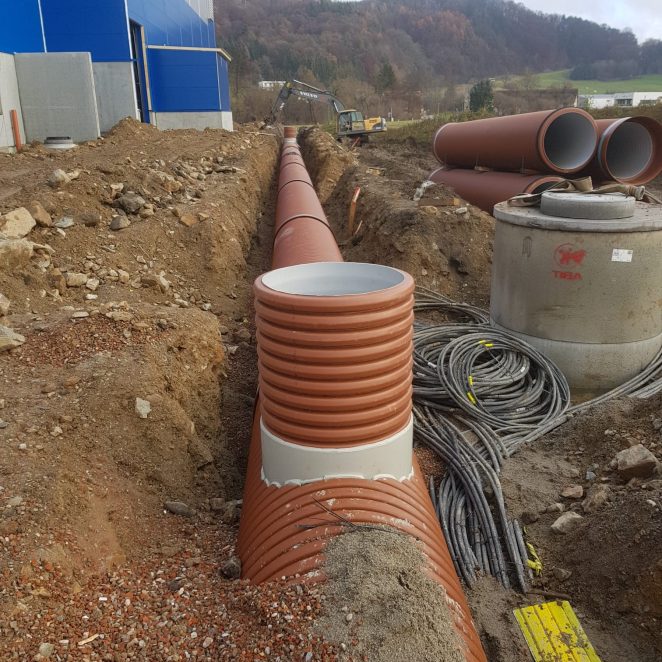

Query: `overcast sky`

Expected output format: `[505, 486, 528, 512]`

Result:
[517, 0, 661, 42]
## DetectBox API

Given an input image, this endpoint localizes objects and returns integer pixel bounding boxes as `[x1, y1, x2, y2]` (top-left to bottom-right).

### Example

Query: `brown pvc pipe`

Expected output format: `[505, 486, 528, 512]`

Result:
[579, 116, 662, 185]
[237, 128, 487, 662]
[432, 108, 598, 174]
[429, 167, 564, 213]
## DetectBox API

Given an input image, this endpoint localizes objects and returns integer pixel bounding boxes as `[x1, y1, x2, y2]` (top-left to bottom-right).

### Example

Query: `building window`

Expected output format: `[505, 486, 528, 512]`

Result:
[616, 98, 633, 107]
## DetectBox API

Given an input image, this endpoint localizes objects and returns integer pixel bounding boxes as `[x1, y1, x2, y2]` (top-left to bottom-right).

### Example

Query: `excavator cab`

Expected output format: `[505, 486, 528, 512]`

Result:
[337, 110, 364, 136]
[337, 110, 386, 142]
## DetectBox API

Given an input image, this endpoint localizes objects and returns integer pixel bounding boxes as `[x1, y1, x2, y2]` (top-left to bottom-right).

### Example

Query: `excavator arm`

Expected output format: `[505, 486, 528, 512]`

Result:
[266, 80, 345, 125]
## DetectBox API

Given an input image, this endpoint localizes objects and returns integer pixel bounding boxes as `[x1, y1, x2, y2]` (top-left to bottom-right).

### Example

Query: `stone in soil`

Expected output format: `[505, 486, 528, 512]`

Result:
[54, 217, 74, 229]
[0, 325, 25, 352]
[38, 643, 55, 658]
[135, 397, 151, 419]
[552, 567, 573, 582]
[110, 214, 131, 231]
[221, 555, 242, 579]
[79, 211, 101, 227]
[520, 510, 540, 524]
[65, 272, 88, 288]
[0, 293, 9, 316]
[0, 238, 34, 268]
[27, 201, 53, 227]
[551, 511, 583, 534]
[115, 192, 146, 214]
[615, 444, 658, 480]
[179, 212, 199, 227]
[582, 484, 611, 513]
[165, 501, 194, 517]
[1, 207, 36, 238]
[47, 169, 70, 187]
[561, 484, 584, 499]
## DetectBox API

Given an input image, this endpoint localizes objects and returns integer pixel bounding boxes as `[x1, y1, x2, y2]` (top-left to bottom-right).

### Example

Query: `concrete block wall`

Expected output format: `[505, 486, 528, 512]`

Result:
[0, 53, 25, 150]
[152, 111, 233, 131]
[15, 52, 100, 143]
[93, 62, 139, 133]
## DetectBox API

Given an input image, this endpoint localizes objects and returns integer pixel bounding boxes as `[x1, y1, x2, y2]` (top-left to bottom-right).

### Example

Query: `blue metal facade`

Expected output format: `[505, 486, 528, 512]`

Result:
[128, 0, 215, 49]
[0, 0, 44, 53]
[1, 0, 231, 116]
[148, 49, 221, 112]
[40, 0, 132, 61]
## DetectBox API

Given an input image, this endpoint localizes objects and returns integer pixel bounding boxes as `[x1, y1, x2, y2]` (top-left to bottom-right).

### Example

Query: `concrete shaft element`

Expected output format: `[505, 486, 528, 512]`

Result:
[429, 167, 563, 213]
[491, 193, 662, 391]
[581, 116, 662, 185]
[237, 128, 488, 662]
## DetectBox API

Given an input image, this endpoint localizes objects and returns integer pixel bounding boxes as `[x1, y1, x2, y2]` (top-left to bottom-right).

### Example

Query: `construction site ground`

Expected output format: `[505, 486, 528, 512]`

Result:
[0, 120, 660, 661]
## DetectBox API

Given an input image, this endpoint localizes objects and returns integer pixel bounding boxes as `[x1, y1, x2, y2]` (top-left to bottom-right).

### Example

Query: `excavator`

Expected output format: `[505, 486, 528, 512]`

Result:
[265, 80, 387, 143]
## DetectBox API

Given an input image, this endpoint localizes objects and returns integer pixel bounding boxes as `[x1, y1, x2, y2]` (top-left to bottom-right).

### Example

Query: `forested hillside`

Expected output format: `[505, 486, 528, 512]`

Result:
[214, 0, 662, 121]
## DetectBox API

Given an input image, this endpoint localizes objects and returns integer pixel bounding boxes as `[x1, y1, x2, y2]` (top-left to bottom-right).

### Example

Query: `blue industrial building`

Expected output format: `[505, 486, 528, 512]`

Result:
[0, 0, 232, 147]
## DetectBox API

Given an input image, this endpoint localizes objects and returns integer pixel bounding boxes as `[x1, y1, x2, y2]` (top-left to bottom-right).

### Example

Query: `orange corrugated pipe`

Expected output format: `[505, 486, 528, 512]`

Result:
[237, 128, 487, 662]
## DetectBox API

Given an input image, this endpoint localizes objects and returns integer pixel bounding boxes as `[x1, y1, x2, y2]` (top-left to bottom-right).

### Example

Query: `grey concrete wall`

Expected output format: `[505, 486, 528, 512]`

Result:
[152, 111, 233, 132]
[0, 53, 25, 150]
[93, 62, 138, 133]
[15, 52, 100, 143]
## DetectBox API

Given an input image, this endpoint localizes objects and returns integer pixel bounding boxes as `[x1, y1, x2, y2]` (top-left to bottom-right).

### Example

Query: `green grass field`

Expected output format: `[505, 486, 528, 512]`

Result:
[527, 70, 662, 94]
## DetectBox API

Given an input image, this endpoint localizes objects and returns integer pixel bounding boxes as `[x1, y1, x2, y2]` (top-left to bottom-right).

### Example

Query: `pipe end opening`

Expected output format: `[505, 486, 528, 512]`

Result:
[543, 112, 597, 172]
[261, 262, 406, 297]
[605, 120, 656, 182]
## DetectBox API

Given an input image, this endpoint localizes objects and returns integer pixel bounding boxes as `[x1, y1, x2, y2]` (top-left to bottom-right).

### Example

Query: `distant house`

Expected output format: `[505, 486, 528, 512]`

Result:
[493, 88, 579, 115]
[258, 81, 287, 90]
[0, 0, 233, 150]
[579, 92, 662, 109]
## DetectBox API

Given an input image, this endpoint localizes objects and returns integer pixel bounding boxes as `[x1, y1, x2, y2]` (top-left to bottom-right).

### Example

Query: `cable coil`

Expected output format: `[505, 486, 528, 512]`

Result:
[412, 286, 662, 591]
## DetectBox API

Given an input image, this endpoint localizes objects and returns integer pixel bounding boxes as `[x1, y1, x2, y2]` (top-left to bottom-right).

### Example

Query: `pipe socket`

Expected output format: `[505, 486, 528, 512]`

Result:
[254, 262, 415, 447]
[591, 116, 662, 184]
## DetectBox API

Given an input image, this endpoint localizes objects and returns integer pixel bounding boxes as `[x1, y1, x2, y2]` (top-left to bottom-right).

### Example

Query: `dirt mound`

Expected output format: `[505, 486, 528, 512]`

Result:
[300, 128, 494, 307]
[299, 127, 358, 204]
[105, 116, 161, 141]
[318, 528, 464, 662]
[502, 394, 662, 661]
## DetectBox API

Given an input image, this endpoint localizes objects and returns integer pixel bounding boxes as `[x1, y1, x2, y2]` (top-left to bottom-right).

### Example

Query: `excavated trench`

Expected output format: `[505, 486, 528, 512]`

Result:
[297, 127, 662, 661]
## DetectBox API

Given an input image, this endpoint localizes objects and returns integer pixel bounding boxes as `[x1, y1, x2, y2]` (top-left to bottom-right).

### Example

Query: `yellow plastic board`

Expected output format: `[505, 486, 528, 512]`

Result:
[514, 600, 601, 661]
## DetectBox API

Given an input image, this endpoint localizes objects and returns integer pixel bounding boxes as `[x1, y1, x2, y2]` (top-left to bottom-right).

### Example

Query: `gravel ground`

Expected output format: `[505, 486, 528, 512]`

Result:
[0, 517, 339, 661]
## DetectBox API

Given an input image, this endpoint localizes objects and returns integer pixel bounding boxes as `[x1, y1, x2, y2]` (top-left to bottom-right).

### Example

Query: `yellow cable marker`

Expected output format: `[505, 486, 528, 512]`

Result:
[514, 601, 601, 661]
[525, 542, 543, 576]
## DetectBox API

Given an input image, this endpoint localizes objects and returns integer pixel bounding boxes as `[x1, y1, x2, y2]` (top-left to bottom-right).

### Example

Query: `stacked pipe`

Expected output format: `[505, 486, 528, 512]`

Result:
[429, 109, 662, 213]
[237, 127, 488, 662]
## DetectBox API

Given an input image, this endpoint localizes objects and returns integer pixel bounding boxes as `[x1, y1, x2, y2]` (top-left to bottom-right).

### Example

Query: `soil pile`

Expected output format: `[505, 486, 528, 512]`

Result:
[0, 119, 325, 659]
[299, 127, 494, 307]
[318, 528, 465, 662]
[502, 394, 662, 661]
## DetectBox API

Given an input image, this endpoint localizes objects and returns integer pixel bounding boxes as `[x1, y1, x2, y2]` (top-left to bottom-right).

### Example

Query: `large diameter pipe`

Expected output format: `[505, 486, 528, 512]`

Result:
[237, 129, 488, 662]
[429, 167, 564, 213]
[433, 108, 599, 174]
[582, 116, 662, 185]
